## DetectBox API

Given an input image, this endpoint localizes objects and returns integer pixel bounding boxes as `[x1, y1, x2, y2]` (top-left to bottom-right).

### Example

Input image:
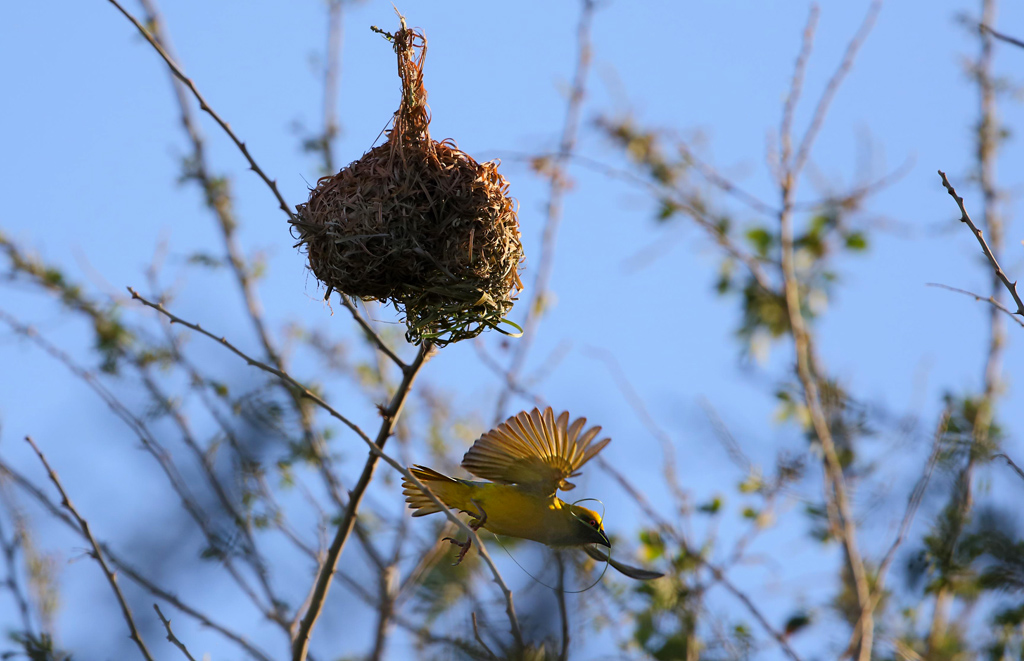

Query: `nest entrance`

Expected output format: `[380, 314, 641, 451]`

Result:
[291, 17, 523, 346]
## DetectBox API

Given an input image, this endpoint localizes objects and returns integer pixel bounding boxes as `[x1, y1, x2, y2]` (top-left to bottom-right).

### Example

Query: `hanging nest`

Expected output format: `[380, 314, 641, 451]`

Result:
[291, 17, 524, 347]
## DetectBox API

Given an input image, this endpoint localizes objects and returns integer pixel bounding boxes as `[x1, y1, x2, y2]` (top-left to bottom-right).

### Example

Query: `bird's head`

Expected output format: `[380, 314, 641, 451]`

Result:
[567, 503, 610, 548]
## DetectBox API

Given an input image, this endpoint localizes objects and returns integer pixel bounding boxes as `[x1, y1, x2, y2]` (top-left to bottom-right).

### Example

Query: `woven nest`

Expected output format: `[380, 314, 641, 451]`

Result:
[291, 19, 523, 346]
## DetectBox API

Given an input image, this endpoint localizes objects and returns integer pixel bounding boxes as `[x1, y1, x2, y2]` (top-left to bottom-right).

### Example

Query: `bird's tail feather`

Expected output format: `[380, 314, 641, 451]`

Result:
[403, 465, 461, 517]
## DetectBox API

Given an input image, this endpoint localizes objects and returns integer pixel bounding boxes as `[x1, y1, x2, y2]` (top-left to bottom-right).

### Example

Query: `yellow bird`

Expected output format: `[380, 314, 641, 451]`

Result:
[402, 407, 662, 580]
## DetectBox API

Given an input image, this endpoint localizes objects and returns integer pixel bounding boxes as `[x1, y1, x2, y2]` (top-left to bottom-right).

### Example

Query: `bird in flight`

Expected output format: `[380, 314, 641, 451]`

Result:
[402, 407, 662, 580]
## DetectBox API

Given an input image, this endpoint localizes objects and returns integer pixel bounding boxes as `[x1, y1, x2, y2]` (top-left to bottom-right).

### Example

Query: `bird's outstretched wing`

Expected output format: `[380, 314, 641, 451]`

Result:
[583, 544, 664, 581]
[461, 407, 610, 495]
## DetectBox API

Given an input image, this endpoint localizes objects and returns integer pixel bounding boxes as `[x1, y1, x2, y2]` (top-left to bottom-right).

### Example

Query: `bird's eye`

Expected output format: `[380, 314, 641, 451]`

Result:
[589, 519, 597, 527]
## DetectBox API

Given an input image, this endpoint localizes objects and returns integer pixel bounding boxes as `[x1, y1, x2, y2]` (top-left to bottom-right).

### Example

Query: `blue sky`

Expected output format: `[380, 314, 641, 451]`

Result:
[2, 1, 1024, 659]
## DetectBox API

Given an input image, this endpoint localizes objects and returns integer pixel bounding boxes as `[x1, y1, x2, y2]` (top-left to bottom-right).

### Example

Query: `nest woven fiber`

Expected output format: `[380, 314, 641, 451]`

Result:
[291, 19, 523, 346]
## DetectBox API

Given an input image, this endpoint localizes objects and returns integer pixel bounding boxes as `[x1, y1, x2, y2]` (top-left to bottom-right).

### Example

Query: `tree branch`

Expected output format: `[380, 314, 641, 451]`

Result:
[25, 436, 155, 661]
[981, 23, 1024, 50]
[495, 0, 597, 422]
[937, 170, 1023, 316]
[0, 459, 275, 661]
[103, 0, 296, 221]
[153, 604, 198, 661]
[926, 283, 1024, 328]
[124, 289, 523, 654]
[292, 342, 433, 660]
[841, 410, 949, 658]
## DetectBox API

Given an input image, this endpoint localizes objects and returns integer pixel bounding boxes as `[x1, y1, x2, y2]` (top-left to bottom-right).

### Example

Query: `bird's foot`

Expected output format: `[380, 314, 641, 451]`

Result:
[441, 536, 473, 565]
[469, 499, 487, 530]
[442, 501, 487, 566]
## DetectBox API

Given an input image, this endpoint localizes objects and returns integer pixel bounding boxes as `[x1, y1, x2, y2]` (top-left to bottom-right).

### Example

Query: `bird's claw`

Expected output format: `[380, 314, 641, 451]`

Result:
[442, 500, 487, 566]
[442, 536, 473, 565]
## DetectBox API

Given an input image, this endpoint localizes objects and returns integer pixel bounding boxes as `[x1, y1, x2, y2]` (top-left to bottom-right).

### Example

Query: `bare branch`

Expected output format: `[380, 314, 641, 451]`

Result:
[103, 0, 296, 222]
[926, 283, 1024, 328]
[292, 342, 433, 661]
[556, 553, 570, 661]
[598, 459, 800, 660]
[123, 289, 523, 654]
[842, 411, 950, 659]
[777, 8, 882, 656]
[495, 0, 597, 422]
[779, 4, 820, 175]
[586, 347, 687, 510]
[127, 287, 371, 444]
[25, 436, 155, 661]
[791, 1, 882, 178]
[994, 453, 1024, 483]
[153, 604, 197, 661]
[132, 0, 338, 515]
[472, 612, 498, 659]
[340, 296, 408, 371]
[0, 308, 279, 620]
[0, 506, 33, 635]
[707, 566, 803, 661]
[981, 23, 1024, 50]
[320, 0, 345, 173]
[0, 459, 275, 661]
[136, 0, 286, 368]
[527, 150, 776, 291]
[937, 170, 1024, 315]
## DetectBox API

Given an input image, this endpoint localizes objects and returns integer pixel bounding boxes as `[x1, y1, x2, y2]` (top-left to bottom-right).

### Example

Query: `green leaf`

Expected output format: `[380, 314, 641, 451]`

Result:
[698, 496, 723, 514]
[745, 227, 773, 257]
[844, 231, 868, 251]
[784, 611, 812, 635]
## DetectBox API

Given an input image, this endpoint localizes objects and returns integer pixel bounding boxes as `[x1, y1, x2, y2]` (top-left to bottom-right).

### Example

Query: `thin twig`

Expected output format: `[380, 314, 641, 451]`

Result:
[926, 283, 1024, 328]
[586, 347, 687, 511]
[556, 552, 570, 661]
[136, 367, 284, 623]
[321, 0, 345, 174]
[980, 23, 1024, 50]
[993, 453, 1024, 482]
[109, 546, 273, 661]
[0, 308, 281, 621]
[841, 411, 950, 659]
[791, 1, 882, 177]
[103, 0, 296, 221]
[495, 0, 597, 422]
[24, 436, 155, 661]
[127, 287, 371, 444]
[133, 0, 338, 516]
[367, 564, 398, 661]
[340, 570, 484, 656]
[0, 509, 33, 635]
[509, 150, 777, 291]
[877, 413, 948, 587]
[779, 4, 819, 177]
[137, 0, 286, 369]
[708, 567, 803, 661]
[0, 460, 274, 661]
[929, 26, 1005, 649]
[341, 296, 408, 370]
[154, 604, 198, 661]
[472, 612, 498, 659]
[598, 459, 800, 660]
[937, 170, 1023, 315]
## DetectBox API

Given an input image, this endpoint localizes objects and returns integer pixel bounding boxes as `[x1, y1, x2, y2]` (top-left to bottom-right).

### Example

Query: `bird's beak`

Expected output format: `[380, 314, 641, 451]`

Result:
[596, 528, 611, 548]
